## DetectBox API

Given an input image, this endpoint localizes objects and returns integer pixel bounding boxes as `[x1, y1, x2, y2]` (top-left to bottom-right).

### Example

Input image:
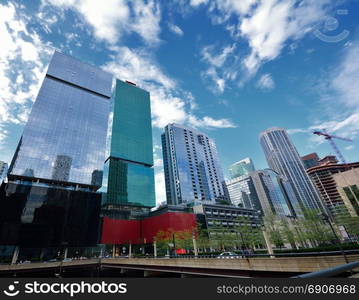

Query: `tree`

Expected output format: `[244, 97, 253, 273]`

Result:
[262, 212, 285, 248]
[195, 224, 211, 252]
[334, 206, 359, 241]
[279, 217, 297, 249]
[297, 208, 333, 247]
[154, 230, 171, 255]
[234, 216, 264, 251]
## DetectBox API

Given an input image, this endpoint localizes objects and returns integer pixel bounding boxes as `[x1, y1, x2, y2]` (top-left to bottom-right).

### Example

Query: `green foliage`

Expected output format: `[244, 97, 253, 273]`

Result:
[334, 206, 359, 240]
[262, 212, 285, 248]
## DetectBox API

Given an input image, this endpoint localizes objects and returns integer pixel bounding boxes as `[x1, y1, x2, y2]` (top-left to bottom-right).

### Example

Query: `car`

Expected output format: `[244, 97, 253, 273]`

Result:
[44, 258, 57, 263]
[18, 260, 31, 264]
[216, 252, 240, 259]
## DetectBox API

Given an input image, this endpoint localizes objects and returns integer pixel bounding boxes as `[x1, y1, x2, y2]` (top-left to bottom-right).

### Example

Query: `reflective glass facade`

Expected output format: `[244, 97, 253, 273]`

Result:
[228, 158, 255, 179]
[162, 124, 229, 205]
[110, 80, 153, 166]
[9, 51, 112, 189]
[251, 169, 292, 216]
[0, 182, 101, 247]
[260, 127, 324, 212]
[106, 158, 155, 207]
[103, 80, 155, 208]
[0, 161, 7, 184]
[226, 175, 261, 210]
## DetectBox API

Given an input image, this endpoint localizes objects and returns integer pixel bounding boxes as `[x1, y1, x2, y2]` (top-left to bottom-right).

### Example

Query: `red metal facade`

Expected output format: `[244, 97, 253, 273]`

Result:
[101, 212, 197, 245]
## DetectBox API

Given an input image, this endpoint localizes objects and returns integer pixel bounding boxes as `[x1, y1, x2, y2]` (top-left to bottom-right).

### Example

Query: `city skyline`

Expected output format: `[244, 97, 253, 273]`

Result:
[0, 1, 359, 206]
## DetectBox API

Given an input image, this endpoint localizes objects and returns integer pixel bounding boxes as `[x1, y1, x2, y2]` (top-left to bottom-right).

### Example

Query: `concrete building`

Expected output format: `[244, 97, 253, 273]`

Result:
[193, 203, 262, 247]
[307, 161, 359, 216]
[333, 167, 359, 217]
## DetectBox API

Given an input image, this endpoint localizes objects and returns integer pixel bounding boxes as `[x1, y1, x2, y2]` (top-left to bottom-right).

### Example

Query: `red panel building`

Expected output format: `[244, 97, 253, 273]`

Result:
[101, 210, 197, 245]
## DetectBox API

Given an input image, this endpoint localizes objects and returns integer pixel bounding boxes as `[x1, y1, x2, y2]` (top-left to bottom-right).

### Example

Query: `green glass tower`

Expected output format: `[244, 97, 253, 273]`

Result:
[102, 80, 155, 209]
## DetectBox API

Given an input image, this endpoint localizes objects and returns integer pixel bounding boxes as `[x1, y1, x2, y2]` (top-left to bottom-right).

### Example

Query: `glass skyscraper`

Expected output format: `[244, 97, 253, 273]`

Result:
[251, 169, 294, 217]
[228, 157, 255, 179]
[226, 175, 261, 210]
[259, 127, 325, 212]
[9, 51, 112, 190]
[0, 51, 112, 247]
[162, 123, 228, 205]
[101, 79, 155, 209]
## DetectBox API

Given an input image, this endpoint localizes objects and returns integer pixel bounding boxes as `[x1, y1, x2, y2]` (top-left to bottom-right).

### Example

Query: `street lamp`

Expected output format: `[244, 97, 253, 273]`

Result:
[318, 212, 349, 264]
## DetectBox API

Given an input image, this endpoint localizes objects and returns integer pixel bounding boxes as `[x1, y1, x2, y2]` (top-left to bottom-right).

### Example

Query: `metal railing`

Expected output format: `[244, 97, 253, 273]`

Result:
[292, 260, 359, 278]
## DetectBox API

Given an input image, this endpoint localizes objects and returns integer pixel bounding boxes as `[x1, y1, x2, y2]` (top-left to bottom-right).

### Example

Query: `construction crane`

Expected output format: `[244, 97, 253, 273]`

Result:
[312, 129, 353, 164]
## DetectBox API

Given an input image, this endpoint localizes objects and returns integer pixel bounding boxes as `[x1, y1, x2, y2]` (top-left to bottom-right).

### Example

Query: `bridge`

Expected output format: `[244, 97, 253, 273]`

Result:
[1, 254, 359, 278]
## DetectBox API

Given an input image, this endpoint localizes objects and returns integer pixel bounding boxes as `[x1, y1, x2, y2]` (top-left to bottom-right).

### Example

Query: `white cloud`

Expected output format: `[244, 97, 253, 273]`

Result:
[305, 41, 359, 147]
[330, 41, 359, 109]
[0, 2, 52, 135]
[42, 0, 161, 45]
[155, 168, 166, 205]
[287, 128, 309, 135]
[256, 73, 275, 90]
[226, 0, 329, 74]
[191, 0, 330, 83]
[103, 46, 175, 89]
[103, 46, 236, 129]
[190, 0, 209, 6]
[201, 44, 236, 68]
[188, 115, 236, 129]
[200, 44, 237, 93]
[168, 23, 184, 36]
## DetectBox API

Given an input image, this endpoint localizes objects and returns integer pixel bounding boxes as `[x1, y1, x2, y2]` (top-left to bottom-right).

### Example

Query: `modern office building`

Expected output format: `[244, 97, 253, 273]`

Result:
[162, 123, 228, 205]
[306, 160, 358, 216]
[228, 158, 255, 179]
[101, 79, 155, 214]
[0, 51, 112, 248]
[0, 161, 8, 184]
[301, 153, 319, 170]
[260, 127, 325, 212]
[333, 167, 359, 217]
[8, 51, 112, 189]
[193, 203, 262, 247]
[226, 175, 261, 210]
[251, 169, 293, 217]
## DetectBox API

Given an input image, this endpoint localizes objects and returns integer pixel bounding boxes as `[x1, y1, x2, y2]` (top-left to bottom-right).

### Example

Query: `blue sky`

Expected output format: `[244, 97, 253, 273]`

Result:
[1, 0, 359, 204]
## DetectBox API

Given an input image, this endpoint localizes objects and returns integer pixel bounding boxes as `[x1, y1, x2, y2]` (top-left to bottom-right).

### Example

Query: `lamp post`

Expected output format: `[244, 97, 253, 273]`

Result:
[192, 231, 198, 257]
[318, 212, 349, 264]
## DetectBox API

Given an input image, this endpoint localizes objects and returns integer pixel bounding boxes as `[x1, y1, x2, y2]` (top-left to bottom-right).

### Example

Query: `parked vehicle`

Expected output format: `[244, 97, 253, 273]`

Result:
[216, 252, 240, 259]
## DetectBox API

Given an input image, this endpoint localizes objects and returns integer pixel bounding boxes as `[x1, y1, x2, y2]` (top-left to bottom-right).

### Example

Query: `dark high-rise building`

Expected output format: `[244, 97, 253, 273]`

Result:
[101, 79, 155, 210]
[251, 169, 295, 217]
[162, 123, 228, 205]
[301, 153, 319, 170]
[260, 127, 325, 213]
[0, 51, 112, 248]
